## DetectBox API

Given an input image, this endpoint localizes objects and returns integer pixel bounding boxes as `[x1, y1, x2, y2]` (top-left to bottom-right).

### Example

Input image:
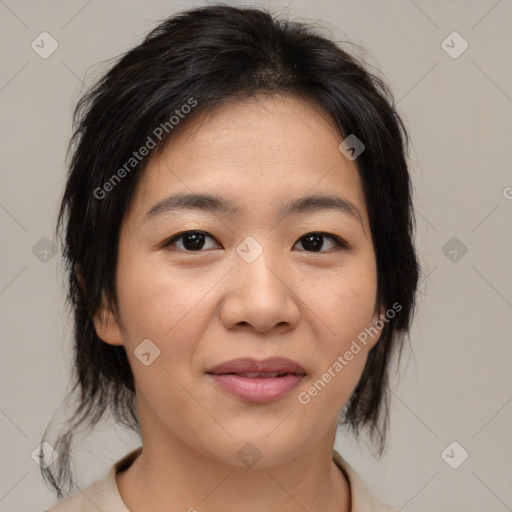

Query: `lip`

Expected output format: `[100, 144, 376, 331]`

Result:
[208, 356, 306, 375]
[206, 357, 306, 403]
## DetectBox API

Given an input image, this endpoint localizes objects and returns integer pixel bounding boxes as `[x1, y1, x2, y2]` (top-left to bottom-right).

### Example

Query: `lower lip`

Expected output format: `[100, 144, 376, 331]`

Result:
[209, 373, 305, 403]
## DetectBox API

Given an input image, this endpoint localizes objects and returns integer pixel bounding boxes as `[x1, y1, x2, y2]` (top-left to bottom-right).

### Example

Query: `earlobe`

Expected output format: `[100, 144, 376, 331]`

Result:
[92, 291, 125, 347]
[368, 306, 386, 350]
[75, 265, 124, 346]
[371, 307, 385, 325]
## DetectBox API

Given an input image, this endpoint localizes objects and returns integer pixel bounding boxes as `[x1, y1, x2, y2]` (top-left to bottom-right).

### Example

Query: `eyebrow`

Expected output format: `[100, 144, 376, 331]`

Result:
[143, 192, 363, 226]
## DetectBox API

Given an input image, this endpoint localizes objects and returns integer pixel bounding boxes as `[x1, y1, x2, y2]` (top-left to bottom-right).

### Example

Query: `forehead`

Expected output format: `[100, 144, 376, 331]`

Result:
[125, 93, 368, 225]
[169, 93, 344, 158]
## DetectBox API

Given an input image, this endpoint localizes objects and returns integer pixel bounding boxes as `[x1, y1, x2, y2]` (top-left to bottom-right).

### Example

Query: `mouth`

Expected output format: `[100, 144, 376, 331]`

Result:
[206, 357, 306, 403]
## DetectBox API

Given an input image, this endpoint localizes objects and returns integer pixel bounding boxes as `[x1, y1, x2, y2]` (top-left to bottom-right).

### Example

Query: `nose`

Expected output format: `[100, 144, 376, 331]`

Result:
[219, 245, 301, 334]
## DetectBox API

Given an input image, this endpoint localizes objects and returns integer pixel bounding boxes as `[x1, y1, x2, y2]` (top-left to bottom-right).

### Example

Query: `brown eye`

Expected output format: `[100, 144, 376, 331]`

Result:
[294, 232, 348, 252]
[164, 231, 220, 251]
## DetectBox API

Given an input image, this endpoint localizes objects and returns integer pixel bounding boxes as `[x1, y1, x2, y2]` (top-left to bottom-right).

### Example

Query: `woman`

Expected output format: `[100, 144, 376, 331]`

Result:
[41, 4, 420, 511]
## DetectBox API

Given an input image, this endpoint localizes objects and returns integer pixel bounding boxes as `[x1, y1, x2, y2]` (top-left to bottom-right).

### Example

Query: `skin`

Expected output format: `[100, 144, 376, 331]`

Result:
[94, 93, 383, 512]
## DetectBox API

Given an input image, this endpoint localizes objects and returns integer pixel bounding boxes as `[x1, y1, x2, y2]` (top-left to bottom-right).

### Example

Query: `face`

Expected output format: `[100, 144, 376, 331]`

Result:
[94, 94, 383, 467]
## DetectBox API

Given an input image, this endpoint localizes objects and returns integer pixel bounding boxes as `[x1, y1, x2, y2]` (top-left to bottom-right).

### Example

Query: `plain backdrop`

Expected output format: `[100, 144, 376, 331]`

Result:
[0, 1, 511, 511]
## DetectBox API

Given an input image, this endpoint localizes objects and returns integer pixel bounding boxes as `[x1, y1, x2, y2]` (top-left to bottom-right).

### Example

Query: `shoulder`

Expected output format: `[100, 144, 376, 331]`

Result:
[46, 447, 142, 512]
[46, 474, 113, 512]
[332, 449, 397, 512]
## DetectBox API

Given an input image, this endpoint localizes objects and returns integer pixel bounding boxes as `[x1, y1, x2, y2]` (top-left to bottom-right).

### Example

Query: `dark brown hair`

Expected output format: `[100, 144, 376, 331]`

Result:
[42, 3, 420, 497]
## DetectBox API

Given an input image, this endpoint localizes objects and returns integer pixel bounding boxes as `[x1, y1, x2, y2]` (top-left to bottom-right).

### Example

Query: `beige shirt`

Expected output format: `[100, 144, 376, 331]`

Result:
[47, 447, 396, 512]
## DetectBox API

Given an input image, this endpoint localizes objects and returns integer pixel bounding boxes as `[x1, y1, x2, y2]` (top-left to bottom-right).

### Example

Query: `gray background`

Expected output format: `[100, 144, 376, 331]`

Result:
[1, 0, 511, 510]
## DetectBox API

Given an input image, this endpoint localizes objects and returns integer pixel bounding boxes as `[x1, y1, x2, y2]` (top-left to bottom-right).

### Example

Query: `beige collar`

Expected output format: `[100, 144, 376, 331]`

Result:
[49, 446, 396, 512]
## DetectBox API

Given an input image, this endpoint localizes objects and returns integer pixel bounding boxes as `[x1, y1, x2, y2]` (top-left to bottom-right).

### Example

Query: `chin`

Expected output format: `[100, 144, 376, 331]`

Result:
[193, 421, 316, 469]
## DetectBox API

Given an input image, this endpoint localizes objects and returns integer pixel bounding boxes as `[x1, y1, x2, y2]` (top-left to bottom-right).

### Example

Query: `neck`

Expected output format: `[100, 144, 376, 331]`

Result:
[116, 403, 351, 512]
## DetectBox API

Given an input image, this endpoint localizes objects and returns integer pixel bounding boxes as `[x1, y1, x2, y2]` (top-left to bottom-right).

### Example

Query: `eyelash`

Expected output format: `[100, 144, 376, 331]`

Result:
[162, 230, 349, 253]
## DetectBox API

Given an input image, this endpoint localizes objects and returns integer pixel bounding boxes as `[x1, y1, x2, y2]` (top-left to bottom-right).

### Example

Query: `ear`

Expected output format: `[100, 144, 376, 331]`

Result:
[367, 305, 386, 350]
[75, 263, 87, 293]
[92, 291, 124, 346]
[76, 264, 124, 346]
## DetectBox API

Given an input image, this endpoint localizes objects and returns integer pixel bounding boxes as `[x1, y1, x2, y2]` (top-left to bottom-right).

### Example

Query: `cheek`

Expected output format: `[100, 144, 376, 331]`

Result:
[114, 253, 227, 395]
[114, 261, 210, 417]
[332, 281, 376, 341]
[310, 263, 378, 350]
[298, 263, 377, 410]
[115, 253, 208, 343]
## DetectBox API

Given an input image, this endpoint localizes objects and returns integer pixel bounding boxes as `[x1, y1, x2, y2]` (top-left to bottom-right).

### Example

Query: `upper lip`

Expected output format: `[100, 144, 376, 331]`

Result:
[207, 357, 306, 375]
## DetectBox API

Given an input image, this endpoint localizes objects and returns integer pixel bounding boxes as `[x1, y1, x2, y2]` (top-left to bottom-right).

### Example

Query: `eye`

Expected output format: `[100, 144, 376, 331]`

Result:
[294, 232, 348, 252]
[163, 230, 348, 253]
[163, 231, 220, 252]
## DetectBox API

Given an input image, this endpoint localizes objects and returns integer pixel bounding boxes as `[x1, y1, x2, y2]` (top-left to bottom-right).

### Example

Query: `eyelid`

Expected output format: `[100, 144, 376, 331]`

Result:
[162, 230, 221, 249]
[298, 232, 350, 251]
[162, 230, 350, 252]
